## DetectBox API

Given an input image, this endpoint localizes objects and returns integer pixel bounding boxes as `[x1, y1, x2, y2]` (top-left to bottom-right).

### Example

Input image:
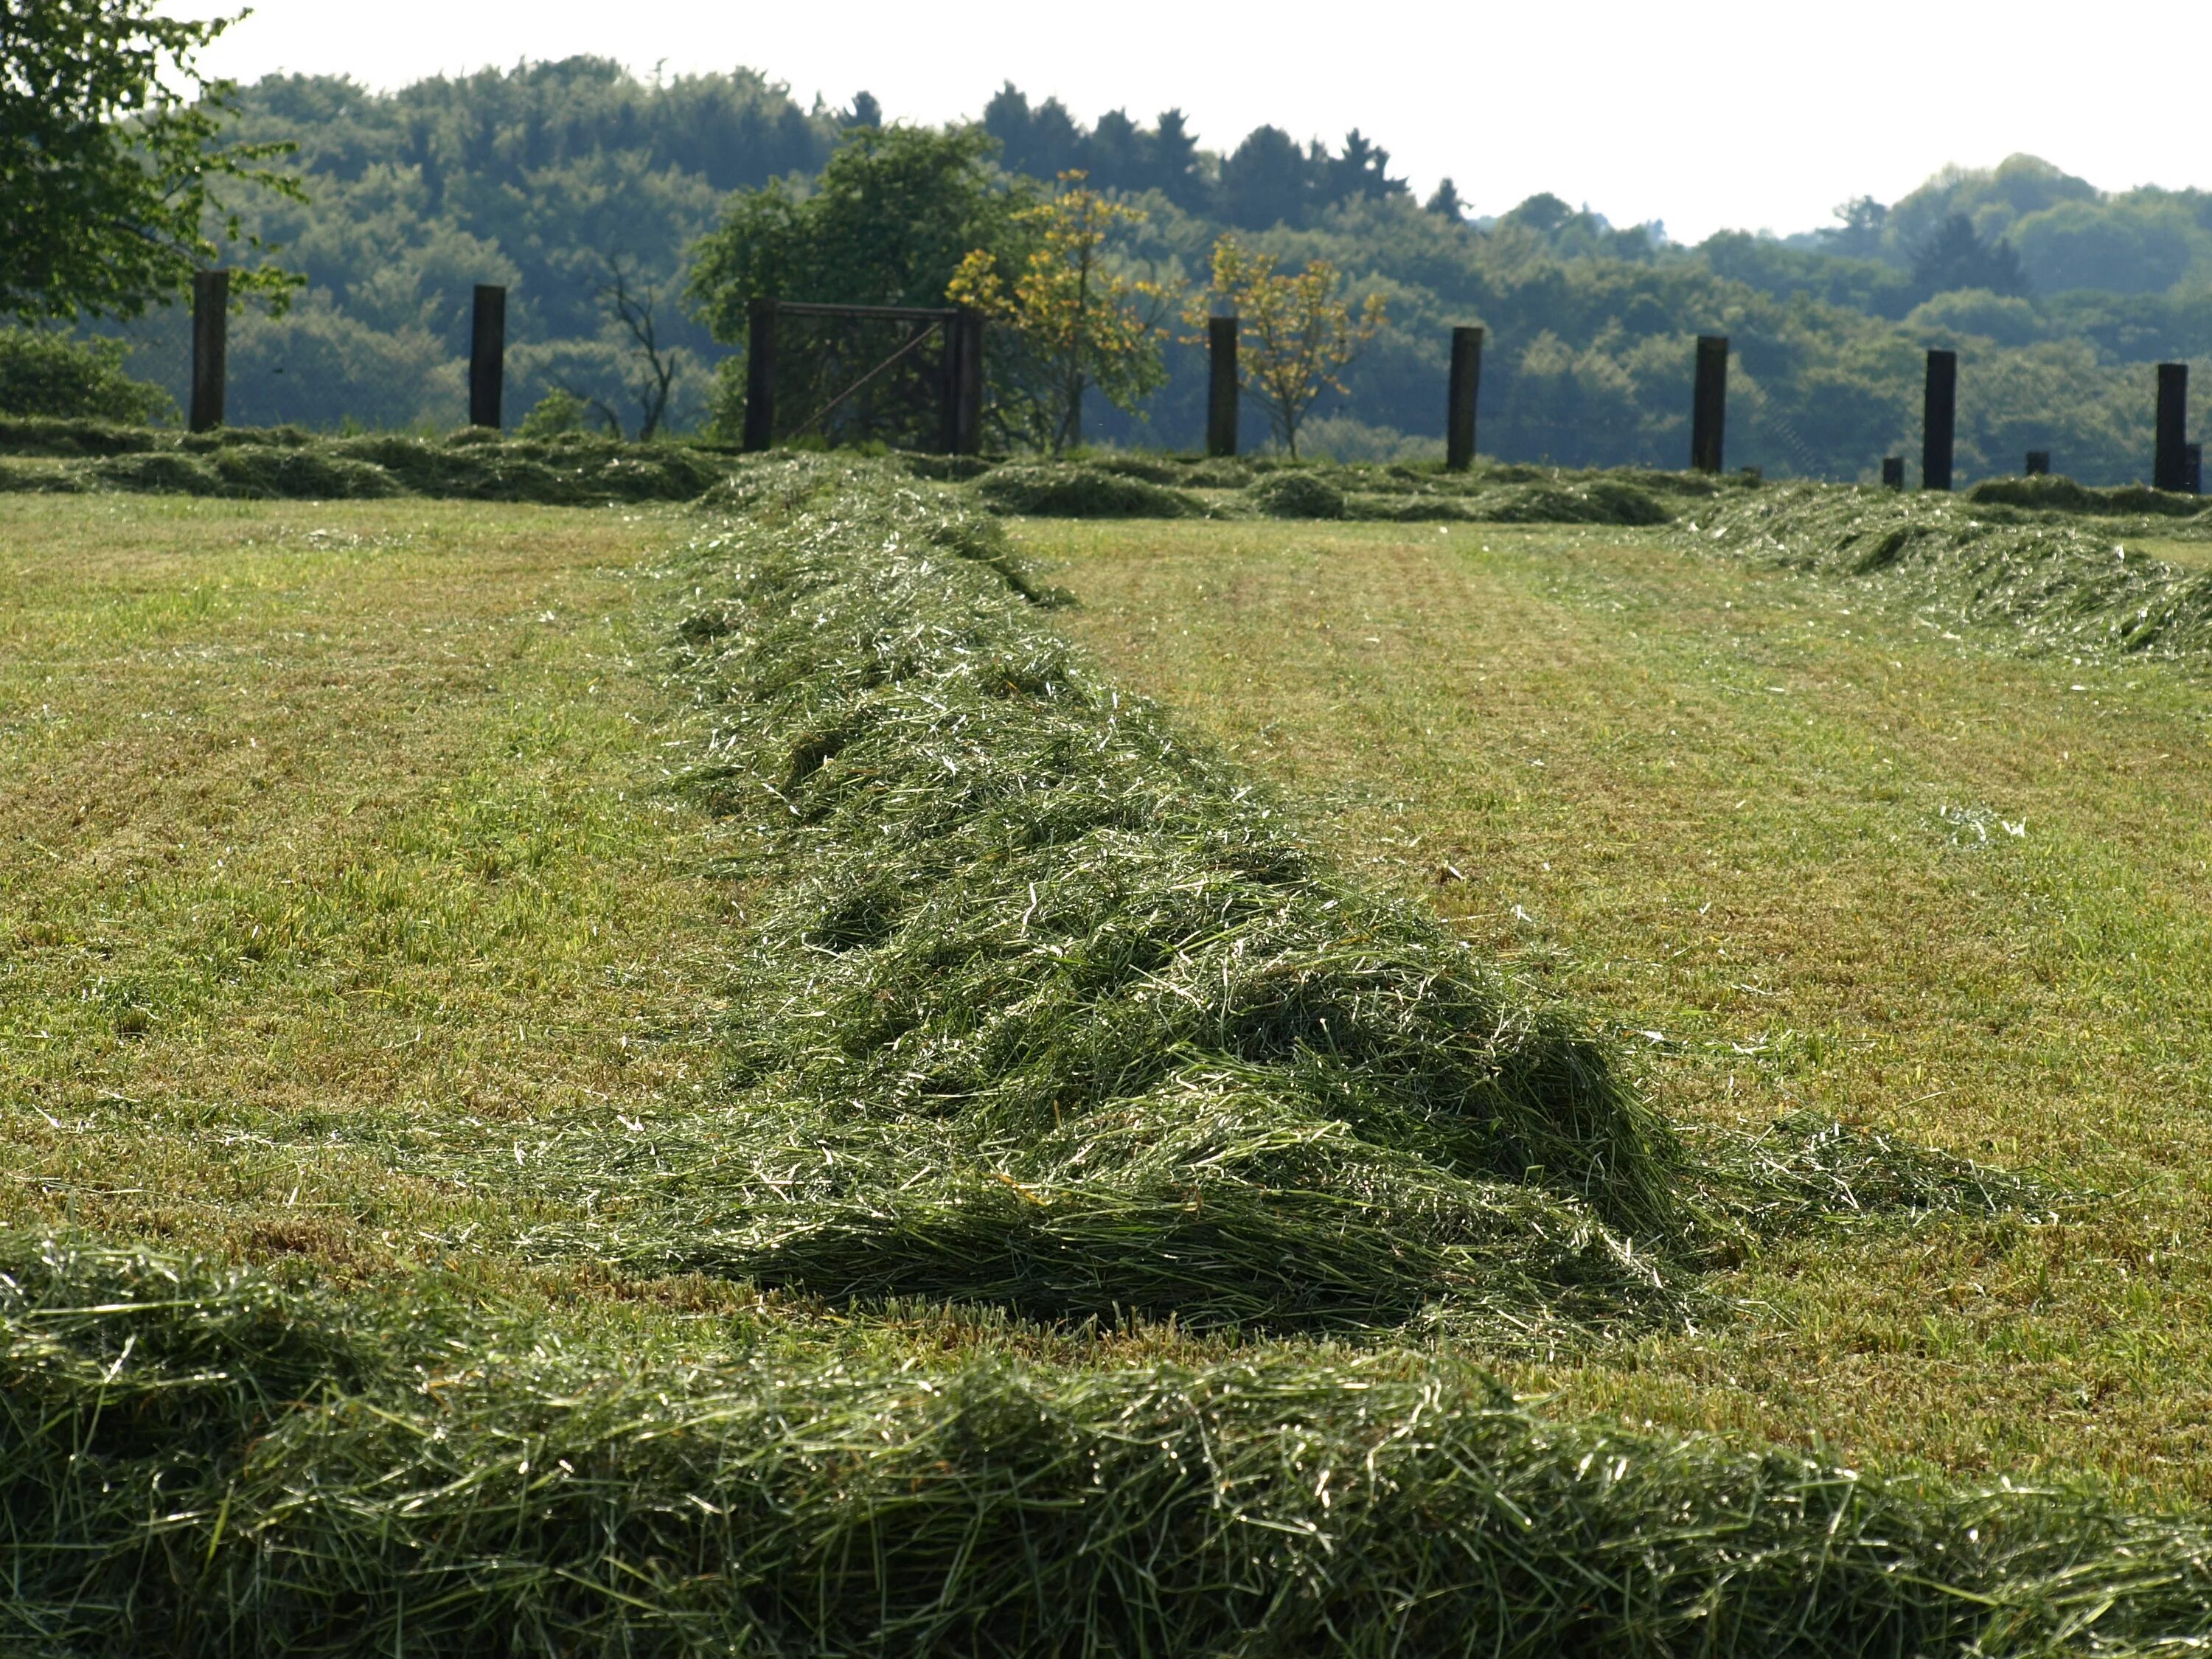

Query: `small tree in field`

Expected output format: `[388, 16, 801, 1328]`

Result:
[1187, 237, 1385, 458]
[947, 173, 1171, 454]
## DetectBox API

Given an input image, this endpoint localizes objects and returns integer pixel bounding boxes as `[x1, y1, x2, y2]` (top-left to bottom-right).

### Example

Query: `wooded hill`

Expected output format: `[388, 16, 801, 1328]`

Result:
[102, 59, 2212, 482]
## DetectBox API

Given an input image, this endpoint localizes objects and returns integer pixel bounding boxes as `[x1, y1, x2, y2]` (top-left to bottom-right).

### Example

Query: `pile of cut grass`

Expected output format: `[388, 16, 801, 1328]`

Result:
[479, 455, 2031, 1341]
[1, 456, 2144, 1655]
[1968, 473, 2212, 518]
[1346, 476, 1676, 525]
[0, 422, 1725, 524]
[514, 455, 1686, 1336]
[10, 1235, 2212, 1658]
[973, 460, 1208, 518]
[955, 457, 1687, 524]
[0, 420, 733, 504]
[1248, 468, 1349, 518]
[1683, 481, 2212, 658]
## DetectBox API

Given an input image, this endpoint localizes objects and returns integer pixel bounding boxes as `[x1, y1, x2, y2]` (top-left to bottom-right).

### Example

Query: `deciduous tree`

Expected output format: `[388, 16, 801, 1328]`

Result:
[1186, 236, 1385, 458]
[946, 173, 1172, 453]
[687, 125, 1023, 330]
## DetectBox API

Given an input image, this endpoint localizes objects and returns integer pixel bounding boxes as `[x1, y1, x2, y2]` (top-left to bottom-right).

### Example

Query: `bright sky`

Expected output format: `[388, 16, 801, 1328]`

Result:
[178, 0, 2206, 243]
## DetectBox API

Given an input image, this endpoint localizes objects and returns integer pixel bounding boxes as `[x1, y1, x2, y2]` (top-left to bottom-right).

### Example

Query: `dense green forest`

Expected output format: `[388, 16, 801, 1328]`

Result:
[80, 60, 2212, 481]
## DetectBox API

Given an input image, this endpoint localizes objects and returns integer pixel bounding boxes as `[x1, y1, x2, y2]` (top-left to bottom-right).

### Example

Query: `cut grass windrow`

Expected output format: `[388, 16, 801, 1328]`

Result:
[1684, 481, 2212, 659]
[506, 455, 1690, 1337]
[460, 456, 2037, 1342]
[1, 460, 2176, 1657]
[9, 1237, 2212, 1658]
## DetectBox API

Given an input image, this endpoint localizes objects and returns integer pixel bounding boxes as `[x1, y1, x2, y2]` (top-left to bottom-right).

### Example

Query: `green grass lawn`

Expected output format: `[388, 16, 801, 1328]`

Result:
[8, 487, 2212, 1522]
[1027, 515, 2212, 1501]
[0, 495, 734, 1290]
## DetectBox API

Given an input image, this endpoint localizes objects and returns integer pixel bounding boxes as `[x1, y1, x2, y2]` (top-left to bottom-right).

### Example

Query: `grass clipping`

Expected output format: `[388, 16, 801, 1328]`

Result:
[493, 456, 2015, 1343]
[9, 1236, 2212, 1656]
[0, 420, 732, 505]
[1683, 481, 2212, 658]
[568, 455, 1685, 1337]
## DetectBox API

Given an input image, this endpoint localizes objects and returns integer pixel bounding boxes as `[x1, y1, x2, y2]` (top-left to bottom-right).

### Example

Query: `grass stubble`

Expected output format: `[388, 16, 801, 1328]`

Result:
[4, 462, 2212, 1652]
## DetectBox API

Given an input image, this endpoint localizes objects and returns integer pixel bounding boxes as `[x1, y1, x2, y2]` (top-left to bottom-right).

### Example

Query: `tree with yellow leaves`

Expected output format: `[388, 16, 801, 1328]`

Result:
[1186, 237, 1387, 458]
[947, 173, 1172, 454]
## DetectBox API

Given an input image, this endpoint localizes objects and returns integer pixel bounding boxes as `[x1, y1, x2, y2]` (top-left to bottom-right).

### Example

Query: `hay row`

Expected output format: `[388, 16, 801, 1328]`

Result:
[6, 1236, 2208, 1656]
[448, 454, 2042, 1344]
[1680, 482, 2212, 658]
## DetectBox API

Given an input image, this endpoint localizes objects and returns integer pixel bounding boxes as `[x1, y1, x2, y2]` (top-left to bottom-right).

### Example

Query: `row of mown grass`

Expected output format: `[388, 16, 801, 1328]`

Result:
[15, 1233, 2212, 1657]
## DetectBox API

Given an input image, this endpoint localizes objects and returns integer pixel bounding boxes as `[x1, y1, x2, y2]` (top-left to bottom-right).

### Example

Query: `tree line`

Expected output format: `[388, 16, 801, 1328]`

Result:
[4, 18, 2209, 483]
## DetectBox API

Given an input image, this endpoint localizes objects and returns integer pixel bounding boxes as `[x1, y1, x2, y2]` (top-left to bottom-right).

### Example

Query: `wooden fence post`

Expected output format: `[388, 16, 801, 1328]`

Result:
[1922, 349, 1957, 491]
[2154, 362, 2189, 491]
[1881, 456, 1905, 490]
[951, 310, 984, 456]
[1446, 325, 1482, 471]
[468, 285, 506, 429]
[742, 298, 779, 453]
[2025, 450, 2050, 476]
[189, 270, 229, 434]
[936, 310, 986, 456]
[1206, 315, 1239, 458]
[1689, 335, 1727, 474]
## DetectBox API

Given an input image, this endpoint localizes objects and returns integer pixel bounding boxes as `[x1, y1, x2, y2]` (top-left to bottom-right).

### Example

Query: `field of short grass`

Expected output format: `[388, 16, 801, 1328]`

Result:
[7, 477, 2212, 1543]
[0, 496, 733, 1292]
[1029, 514, 2212, 1500]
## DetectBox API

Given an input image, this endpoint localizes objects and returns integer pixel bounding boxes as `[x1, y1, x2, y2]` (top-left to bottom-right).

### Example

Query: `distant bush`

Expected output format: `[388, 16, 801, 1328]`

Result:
[0, 333, 173, 424]
[1902, 289, 2051, 347]
[517, 388, 594, 438]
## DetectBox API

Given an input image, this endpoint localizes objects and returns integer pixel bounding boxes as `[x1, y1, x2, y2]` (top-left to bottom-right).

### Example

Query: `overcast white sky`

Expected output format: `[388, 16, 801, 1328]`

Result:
[175, 0, 2205, 243]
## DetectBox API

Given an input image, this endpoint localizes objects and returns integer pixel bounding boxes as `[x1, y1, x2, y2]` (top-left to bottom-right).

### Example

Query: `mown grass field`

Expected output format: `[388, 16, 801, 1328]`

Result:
[5, 476, 2210, 1560]
[1029, 515, 2212, 1500]
[0, 495, 734, 1293]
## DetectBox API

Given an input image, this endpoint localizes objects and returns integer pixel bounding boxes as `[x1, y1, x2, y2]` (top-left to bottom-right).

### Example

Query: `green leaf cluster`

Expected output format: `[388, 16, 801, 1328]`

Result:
[0, 0, 302, 323]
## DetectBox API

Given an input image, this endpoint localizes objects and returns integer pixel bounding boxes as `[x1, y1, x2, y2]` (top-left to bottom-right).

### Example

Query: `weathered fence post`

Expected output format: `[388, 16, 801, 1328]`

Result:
[1922, 349, 1957, 491]
[1446, 325, 1483, 471]
[189, 269, 229, 434]
[1206, 315, 1239, 458]
[2025, 450, 2050, 476]
[742, 298, 779, 453]
[2154, 363, 2189, 491]
[1881, 456, 1905, 490]
[1690, 335, 1728, 473]
[951, 310, 984, 456]
[936, 310, 986, 456]
[468, 285, 506, 430]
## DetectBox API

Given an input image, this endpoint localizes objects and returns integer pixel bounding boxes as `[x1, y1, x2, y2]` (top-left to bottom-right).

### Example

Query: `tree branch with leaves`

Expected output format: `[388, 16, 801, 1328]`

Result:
[947, 172, 1172, 454]
[1, 0, 304, 323]
[1186, 237, 1385, 458]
